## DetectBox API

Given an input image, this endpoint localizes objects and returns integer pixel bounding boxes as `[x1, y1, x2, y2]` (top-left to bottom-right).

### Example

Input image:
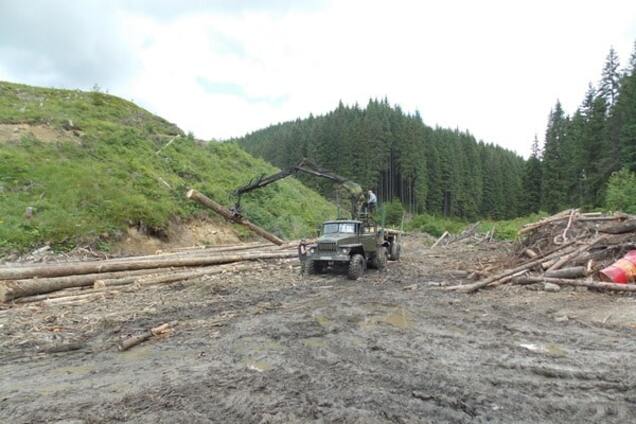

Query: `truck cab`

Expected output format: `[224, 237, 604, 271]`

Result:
[300, 219, 400, 280]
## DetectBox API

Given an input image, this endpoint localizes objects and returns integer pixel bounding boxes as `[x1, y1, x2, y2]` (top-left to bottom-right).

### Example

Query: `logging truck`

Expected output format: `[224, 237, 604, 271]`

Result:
[232, 158, 401, 280]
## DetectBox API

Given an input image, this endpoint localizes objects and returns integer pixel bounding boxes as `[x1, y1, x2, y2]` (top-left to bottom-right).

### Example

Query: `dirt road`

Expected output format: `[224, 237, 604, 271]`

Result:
[2, 236, 636, 423]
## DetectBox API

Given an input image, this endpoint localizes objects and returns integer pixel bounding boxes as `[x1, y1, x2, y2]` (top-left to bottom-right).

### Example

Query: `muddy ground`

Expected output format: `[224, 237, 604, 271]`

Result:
[1, 236, 636, 423]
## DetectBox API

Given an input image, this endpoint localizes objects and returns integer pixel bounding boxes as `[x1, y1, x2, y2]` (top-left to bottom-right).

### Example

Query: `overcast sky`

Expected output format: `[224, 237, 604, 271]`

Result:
[1, 0, 635, 156]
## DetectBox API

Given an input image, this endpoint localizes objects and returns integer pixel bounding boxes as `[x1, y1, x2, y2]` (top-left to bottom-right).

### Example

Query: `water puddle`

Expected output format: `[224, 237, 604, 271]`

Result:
[382, 308, 412, 329]
[246, 360, 272, 372]
[303, 337, 327, 348]
[359, 306, 413, 330]
[518, 342, 567, 357]
[50, 364, 94, 376]
[315, 315, 333, 328]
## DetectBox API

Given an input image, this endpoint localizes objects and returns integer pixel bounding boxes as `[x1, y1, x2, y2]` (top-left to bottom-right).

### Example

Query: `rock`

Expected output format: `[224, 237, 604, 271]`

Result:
[63, 119, 75, 130]
[544, 282, 561, 292]
[554, 315, 569, 322]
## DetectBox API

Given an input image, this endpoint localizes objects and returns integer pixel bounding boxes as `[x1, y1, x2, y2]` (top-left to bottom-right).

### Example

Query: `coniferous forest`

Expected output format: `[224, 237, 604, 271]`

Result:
[234, 101, 525, 220]
[528, 43, 636, 214]
[235, 42, 636, 220]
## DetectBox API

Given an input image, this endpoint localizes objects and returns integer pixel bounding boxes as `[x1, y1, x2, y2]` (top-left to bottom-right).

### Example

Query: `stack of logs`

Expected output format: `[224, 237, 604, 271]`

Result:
[0, 241, 298, 304]
[432, 222, 496, 248]
[446, 209, 636, 293]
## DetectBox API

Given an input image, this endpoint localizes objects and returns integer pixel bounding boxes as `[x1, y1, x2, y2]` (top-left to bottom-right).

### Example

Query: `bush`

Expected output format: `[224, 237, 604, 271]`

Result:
[380, 199, 405, 227]
[479, 212, 548, 240]
[605, 168, 636, 214]
[406, 214, 466, 237]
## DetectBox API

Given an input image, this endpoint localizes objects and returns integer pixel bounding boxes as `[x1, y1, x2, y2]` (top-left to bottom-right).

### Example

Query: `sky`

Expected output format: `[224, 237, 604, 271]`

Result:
[1, 0, 635, 157]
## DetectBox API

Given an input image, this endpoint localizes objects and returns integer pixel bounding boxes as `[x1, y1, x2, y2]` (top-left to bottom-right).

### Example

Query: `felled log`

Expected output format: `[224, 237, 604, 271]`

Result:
[432, 232, 449, 248]
[524, 249, 538, 259]
[0, 268, 173, 302]
[445, 240, 578, 293]
[186, 189, 284, 245]
[95, 261, 268, 288]
[544, 266, 587, 279]
[0, 250, 296, 300]
[118, 321, 176, 351]
[518, 209, 575, 235]
[599, 219, 636, 234]
[578, 213, 627, 222]
[14, 286, 116, 304]
[452, 222, 480, 243]
[513, 276, 636, 292]
[546, 236, 606, 272]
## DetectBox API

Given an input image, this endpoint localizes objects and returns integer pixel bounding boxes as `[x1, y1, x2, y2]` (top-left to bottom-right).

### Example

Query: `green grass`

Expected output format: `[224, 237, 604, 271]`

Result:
[0, 81, 336, 254]
[405, 212, 549, 240]
[478, 212, 548, 240]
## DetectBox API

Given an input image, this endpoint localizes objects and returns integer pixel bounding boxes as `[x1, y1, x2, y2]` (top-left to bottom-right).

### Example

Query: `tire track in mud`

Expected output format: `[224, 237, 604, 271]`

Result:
[2, 237, 636, 423]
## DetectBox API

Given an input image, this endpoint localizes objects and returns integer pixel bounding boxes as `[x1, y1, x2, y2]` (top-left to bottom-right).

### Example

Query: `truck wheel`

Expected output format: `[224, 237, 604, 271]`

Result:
[371, 246, 388, 270]
[302, 259, 317, 275]
[347, 254, 365, 280]
[389, 241, 401, 261]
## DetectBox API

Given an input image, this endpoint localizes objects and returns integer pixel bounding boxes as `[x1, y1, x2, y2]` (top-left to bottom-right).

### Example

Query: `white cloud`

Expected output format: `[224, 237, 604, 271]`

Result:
[1, 0, 635, 155]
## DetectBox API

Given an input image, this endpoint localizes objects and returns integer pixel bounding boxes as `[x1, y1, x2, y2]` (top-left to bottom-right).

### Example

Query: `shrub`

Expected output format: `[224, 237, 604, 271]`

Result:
[381, 199, 405, 227]
[406, 214, 466, 237]
[605, 168, 636, 214]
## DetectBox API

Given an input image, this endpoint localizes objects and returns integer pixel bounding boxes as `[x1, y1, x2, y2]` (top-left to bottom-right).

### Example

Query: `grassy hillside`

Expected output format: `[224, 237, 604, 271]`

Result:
[0, 81, 336, 254]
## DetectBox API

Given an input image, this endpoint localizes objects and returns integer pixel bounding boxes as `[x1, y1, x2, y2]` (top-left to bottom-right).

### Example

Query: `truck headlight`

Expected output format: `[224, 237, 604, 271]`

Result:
[309, 247, 315, 254]
[340, 248, 349, 254]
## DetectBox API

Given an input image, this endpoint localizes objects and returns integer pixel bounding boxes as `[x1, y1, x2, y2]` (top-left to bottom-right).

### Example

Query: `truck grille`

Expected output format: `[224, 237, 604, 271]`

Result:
[317, 242, 337, 252]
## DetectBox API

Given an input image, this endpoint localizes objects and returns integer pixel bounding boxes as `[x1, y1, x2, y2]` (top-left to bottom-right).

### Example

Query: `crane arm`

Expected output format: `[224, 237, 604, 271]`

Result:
[231, 158, 364, 218]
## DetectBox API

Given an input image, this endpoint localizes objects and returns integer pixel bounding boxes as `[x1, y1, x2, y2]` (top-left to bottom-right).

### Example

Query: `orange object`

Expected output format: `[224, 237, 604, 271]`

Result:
[600, 250, 636, 284]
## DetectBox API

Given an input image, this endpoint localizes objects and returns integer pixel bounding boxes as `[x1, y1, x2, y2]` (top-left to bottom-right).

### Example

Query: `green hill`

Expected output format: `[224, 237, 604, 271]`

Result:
[0, 81, 336, 254]
[234, 99, 526, 220]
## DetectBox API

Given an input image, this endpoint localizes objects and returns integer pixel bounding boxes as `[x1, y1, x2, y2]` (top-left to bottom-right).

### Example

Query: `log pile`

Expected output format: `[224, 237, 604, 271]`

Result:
[446, 209, 636, 293]
[431, 222, 496, 248]
[0, 242, 298, 304]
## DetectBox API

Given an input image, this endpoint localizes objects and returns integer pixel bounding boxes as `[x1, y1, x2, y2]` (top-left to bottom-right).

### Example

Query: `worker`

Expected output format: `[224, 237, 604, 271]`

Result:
[367, 189, 377, 214]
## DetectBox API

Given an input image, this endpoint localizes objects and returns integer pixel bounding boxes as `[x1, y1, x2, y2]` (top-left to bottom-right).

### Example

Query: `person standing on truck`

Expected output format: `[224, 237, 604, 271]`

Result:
[367, 189, 377, 214]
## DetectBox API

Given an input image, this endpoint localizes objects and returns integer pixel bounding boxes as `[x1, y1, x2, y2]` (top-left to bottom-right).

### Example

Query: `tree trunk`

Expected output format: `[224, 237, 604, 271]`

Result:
[0, 268, 175, 302]
[0, 251, 296, 297]
[445, 240, 578, 293]
[513, 276, 636, 292]
[118, 321, 176, 351]
[544, 266, 587, 279]
[546, 236, 606, 272]
[599, 219, 636, 234]
[186, 189, 284, 245]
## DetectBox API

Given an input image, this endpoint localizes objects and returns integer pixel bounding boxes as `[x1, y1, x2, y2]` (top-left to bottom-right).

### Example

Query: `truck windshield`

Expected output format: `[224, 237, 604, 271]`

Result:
[323, 223, 356, 234]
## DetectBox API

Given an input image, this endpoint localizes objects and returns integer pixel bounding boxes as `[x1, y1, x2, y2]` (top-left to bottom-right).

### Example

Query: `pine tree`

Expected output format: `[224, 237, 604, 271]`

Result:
[599, 47, 621, 107]
[617, 42, 636, 172]
[542, 101, 568, 212]
[521, 136, 543, 214]
[235, 98, 526, 220]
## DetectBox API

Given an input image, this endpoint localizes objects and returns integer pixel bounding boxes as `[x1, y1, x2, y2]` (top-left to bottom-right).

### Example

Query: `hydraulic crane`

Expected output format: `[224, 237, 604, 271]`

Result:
[231, 158, 366, 220]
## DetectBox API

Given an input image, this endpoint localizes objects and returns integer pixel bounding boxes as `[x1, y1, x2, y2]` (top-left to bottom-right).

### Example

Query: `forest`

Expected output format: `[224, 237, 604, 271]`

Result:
[234, 100, 526, 220]
[528, 43, 636, 214]
[235, 42, 636, 220]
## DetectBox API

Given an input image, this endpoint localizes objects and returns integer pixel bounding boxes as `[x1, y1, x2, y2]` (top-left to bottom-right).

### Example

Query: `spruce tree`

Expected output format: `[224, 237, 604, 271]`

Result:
[617, 42, 636, 171]
[542, 101, 568, 212]
[599, 47, 621, 107]
[521, 136, 543, 214]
